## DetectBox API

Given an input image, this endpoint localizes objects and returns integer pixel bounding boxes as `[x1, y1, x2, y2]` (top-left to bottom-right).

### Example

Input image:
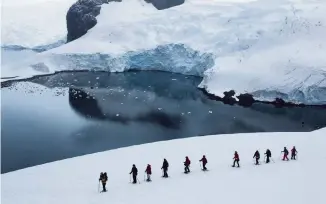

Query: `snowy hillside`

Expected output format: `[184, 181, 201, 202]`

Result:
[2, 0, 326, 104]
[2, 128, 326, 204]
[1, 0, 76, 48]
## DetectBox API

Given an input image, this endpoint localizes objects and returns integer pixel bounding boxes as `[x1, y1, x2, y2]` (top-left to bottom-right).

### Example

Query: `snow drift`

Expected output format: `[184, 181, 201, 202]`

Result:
[2, 128, 326, 204]
[1, 0, 76, 48]
[2, 0, 326, 105]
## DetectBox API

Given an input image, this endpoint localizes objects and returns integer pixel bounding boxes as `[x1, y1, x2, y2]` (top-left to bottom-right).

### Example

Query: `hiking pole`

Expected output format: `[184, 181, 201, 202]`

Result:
[200, 163, 202, 170]
[137, 177, 140, 184]
[129, 174, 131, 183]
[144, 173, 146, 181]
[271, 157, 275, 163]
[98, 181, 100, 193]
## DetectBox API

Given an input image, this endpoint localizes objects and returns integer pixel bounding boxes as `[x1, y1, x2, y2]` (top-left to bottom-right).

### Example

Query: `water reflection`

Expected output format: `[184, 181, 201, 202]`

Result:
[2, 71, 326, 173]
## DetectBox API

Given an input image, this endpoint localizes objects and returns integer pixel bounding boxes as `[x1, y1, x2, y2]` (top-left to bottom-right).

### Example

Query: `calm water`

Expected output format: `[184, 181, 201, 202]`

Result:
[2, 71, 326, 173]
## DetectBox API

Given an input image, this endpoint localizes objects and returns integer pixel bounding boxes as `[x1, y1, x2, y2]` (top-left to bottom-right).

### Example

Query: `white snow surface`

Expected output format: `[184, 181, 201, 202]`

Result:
[1, 0, 75, 47]
[2, 0, 326, 104]
[2, 128, 326, 204]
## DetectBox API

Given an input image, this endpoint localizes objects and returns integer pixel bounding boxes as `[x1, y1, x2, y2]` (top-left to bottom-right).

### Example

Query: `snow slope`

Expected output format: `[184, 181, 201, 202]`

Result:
[2, 128, 326, 204]
[1, 0, 76, 48]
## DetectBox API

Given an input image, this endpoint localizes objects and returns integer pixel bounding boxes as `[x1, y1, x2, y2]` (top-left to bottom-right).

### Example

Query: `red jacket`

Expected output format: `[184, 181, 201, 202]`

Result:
[185, 157, 191, 166]
[234, 153, 239, 160]
[145, 165, 152, 174]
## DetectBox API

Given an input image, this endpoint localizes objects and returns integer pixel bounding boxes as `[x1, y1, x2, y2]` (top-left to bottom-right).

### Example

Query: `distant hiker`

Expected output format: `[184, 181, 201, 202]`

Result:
[129, 164, 138, 184]
[99, 172, 108, 192]
[253, 150, 260, 165]
[145, 164, 152, 182]
[281, 147, 289, 161]
[264, 149, 272, 163]
[161, 159, 169, 178]
[232, 151, 240, 167]
[199, 155, 208, 171]
[184, 156, 191, 173]
[291, 146, 298, 160]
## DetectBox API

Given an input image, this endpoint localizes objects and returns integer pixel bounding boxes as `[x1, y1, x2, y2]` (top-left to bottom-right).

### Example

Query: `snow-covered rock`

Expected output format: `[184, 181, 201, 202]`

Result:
[66, 0, 119, 42]
[66, 0, 185, 42]
[145, 0, 185, 10]
[2, 128, 326, 204]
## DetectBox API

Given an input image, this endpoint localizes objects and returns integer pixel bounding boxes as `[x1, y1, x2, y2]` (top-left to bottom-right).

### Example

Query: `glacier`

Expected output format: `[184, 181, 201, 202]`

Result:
[1, 0, 326, 105]
[27, 44, 214, 75]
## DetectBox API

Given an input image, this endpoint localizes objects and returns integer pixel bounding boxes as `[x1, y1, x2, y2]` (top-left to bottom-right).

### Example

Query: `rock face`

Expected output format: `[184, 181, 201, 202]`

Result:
[144, 0, 185, 10]
[222, 90, 236, 105]
[66, 0, 186, 43]
[66, 0, 121, 43]
[237, 93, 255, 107]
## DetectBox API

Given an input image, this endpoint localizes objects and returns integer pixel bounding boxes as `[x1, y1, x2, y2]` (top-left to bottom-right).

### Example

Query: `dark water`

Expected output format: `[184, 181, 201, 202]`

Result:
[2, 71, 326, 173]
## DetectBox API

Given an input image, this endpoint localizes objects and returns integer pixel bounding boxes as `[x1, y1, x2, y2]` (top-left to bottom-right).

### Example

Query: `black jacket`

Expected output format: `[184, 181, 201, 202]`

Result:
[253, 151, 260, 159]
[130, 166, 138, 175]
[265, 150, 271, 157]
[162, 160, 169, 170]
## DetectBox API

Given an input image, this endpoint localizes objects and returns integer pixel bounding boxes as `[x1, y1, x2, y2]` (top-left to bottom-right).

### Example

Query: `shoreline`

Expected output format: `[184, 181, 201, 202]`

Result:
[2, 69, 326, 108]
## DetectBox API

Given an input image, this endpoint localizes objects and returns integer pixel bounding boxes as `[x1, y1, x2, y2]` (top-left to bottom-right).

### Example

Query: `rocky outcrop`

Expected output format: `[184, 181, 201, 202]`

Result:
[144, 0, 185, 10]
[237, 93, 255, 107]
[66, 0, 121, 43]
[222, 90, 236, 105]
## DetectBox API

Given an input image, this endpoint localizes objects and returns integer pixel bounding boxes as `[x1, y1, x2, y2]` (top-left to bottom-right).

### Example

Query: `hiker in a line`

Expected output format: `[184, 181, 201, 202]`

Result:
[184, 156, 191, 173]
[253, 150, 260, 165]
[281, 147, 289, 161]
[129, 164, 138, 184]
[145, 164, 152, 182]
[199, 155, 208, 171]
[232, 151, 240, 167]
[99, 172, 108, 192]
[291, 146, 298, 160]
[161, 159, 169, 178]
[265, 149, 272, 163]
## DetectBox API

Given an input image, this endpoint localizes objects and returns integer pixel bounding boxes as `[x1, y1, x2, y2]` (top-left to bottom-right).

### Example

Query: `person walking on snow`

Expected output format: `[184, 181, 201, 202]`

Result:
[264, 149, 272, 163]
[291, 146, 298, 160]
[99, 172, 108, 192]
[161, 159, 169, 178]
[129, 164, 138, 184]
[199, 155, 208, 171]
[184, 156, 191, 173]
[232, 151, 240, 167]
[281, 147, 289, 161]
[253, 150, 260, 165]
[145, 164, 152, 182]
